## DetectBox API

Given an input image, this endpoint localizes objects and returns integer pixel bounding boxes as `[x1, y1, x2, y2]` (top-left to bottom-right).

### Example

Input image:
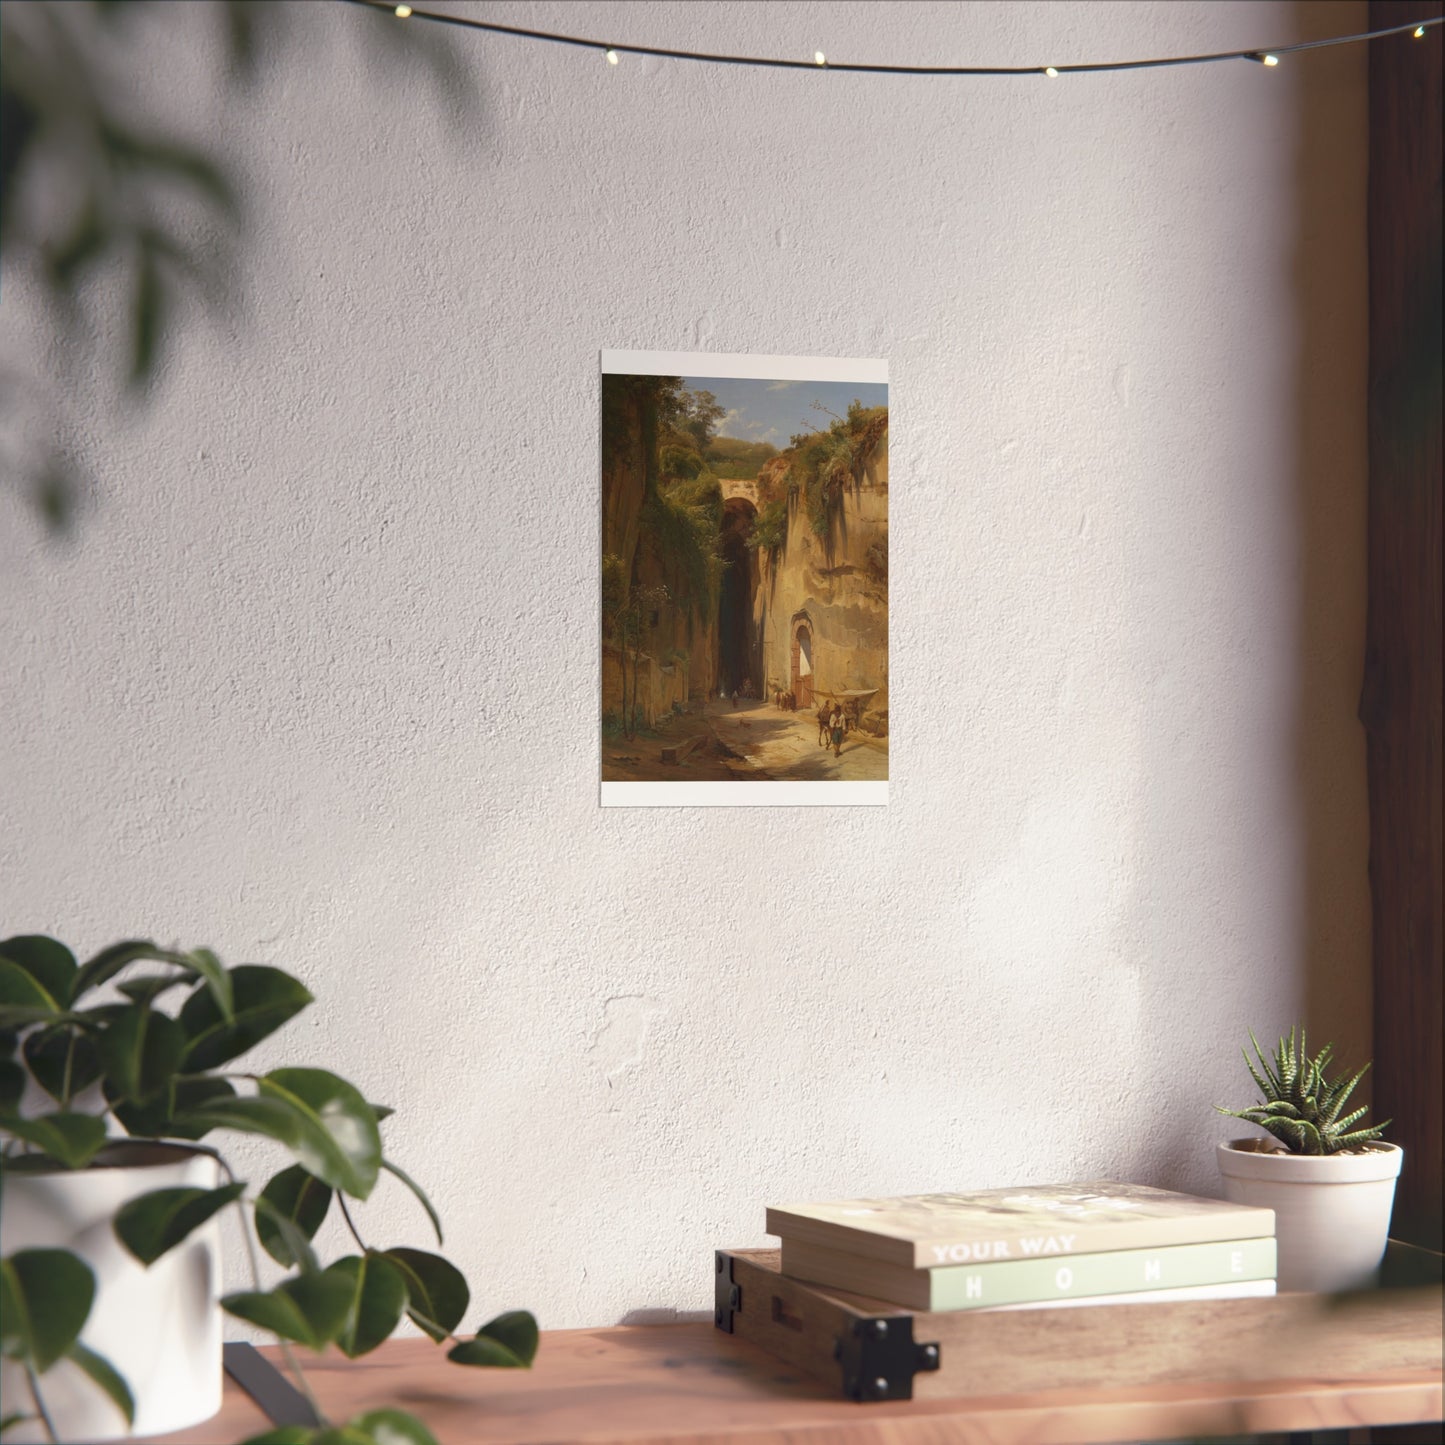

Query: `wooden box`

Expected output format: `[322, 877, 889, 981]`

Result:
[715, 1243, 1445, 1404]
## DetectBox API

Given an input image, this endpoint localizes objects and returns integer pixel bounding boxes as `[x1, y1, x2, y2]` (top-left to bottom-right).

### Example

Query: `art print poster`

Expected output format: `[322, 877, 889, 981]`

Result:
[600, 350, 888, 807]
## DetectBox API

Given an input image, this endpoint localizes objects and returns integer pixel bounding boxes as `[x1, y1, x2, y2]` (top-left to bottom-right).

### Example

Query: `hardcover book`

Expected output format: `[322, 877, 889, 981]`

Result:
[766, 1181, 1275, 1270]
[779, 1234, 1278, 1310]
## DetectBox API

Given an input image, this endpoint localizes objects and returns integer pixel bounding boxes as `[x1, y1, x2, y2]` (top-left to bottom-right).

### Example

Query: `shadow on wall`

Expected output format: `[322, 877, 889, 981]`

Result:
[1131, 0, 1373, 1196]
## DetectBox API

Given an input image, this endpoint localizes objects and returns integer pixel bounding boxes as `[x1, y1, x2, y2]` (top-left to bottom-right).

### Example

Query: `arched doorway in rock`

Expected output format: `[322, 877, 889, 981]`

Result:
[718, 497, 758, 696]
[791, 616, 815, 708]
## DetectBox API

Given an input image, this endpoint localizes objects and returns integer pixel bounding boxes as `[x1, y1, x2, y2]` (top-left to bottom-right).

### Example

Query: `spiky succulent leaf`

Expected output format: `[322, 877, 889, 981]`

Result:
[1218, 1027, 1389, 1156]
[1243, 1045, 1273, 1102]
[1333, 1121, 1391, 1150]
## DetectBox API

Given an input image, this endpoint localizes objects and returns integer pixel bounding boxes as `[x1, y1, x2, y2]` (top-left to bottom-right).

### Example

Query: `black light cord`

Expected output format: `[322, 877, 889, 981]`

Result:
[338, 1, 1441, 77]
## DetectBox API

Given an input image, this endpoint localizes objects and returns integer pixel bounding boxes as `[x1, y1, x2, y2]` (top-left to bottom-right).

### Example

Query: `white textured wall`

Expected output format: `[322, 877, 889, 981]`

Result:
[0, 1, 1370, 1330]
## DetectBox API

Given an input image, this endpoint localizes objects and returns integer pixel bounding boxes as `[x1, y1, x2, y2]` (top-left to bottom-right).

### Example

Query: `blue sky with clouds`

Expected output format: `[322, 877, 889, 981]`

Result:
[680, 375, 888, 448]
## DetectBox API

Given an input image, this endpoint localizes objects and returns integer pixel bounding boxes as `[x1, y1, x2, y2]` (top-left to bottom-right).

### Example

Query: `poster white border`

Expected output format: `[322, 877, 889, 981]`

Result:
[602, 350, 887, 385]
[601, 781, 888, 808]
[599, 349, 888, 809]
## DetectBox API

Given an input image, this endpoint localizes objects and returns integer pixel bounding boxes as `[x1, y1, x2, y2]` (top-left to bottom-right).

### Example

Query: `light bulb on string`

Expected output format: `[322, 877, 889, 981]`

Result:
[339, 2, 1441, 80]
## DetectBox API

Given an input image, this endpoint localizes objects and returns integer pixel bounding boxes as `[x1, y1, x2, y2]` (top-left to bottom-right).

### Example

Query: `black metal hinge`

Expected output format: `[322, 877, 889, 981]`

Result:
[714, 1250, 742, 1332]
[833, 1313, 941, 1401]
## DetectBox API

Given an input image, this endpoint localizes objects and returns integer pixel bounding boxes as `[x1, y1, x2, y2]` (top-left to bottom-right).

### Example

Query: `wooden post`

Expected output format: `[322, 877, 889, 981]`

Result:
[1364, 0, 1443, 1269]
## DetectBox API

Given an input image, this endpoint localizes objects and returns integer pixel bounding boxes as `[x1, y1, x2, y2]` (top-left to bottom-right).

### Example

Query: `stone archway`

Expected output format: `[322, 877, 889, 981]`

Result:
[790, 616, 814, 708]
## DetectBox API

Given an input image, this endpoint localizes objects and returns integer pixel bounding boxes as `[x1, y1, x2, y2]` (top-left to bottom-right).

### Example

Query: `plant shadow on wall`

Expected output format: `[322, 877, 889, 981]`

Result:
[0, 0, 467, 536]
[0, 935, 536, 1445]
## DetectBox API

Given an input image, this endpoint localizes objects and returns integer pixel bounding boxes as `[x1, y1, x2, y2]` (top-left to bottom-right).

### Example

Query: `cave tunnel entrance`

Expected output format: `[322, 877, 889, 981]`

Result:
[718, 498, 758, 696]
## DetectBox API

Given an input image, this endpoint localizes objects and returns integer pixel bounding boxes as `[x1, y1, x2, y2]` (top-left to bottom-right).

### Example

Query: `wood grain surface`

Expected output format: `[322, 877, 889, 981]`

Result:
[145, 1301, 1442, 1444]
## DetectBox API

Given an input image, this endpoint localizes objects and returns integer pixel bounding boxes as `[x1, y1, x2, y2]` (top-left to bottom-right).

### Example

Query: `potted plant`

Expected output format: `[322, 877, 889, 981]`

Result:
[0, 934, 537, 1444]
[1215, 1025, 1402, 1293]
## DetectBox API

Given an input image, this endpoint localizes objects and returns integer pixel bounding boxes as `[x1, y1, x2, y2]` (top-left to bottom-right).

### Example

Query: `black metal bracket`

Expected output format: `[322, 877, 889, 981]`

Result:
[222, 1341, 320, 1427]
[714, 1250, 742, 1333]
[833, 1313, 941, 1402]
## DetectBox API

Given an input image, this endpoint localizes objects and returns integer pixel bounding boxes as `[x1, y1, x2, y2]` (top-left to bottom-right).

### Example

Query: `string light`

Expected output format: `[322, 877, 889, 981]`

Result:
[339, 2, 1443, 78]
[605, 49, 619, 65]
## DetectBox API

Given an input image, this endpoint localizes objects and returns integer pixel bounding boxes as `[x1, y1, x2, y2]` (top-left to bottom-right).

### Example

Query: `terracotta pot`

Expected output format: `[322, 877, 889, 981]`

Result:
[0, 1141, 224, 1441]
[1216, 1137, 1403, 1293]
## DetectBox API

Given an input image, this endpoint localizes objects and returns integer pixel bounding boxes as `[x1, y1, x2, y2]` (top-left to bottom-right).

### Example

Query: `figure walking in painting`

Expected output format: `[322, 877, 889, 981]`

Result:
[817, 702, 830, 747]
[830, 704, 845, 758]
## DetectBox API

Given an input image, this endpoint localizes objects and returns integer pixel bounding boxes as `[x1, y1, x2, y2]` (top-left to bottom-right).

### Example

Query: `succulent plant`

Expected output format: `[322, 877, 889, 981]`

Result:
[1217, 1025, 1391, 1156]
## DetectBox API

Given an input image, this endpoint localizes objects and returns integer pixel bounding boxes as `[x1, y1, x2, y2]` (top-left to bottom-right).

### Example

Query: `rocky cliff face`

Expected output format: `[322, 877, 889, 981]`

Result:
[601, 379, 715, 729]
[755, 429, 888, 730]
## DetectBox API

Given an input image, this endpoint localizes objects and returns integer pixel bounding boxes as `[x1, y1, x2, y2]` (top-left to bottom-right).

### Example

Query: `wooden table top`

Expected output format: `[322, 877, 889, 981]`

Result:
[150, 1320, 1444, 1445]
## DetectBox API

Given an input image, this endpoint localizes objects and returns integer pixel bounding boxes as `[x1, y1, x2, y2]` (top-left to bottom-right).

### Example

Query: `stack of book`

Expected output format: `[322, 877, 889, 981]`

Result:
[766, 1181, 1277, 1312]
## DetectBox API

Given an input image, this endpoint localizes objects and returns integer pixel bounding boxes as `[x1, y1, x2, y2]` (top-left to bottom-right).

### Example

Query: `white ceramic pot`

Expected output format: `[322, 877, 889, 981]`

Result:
[1216, 1137, 1403, 1293]
[0, 1141, 224, 1442]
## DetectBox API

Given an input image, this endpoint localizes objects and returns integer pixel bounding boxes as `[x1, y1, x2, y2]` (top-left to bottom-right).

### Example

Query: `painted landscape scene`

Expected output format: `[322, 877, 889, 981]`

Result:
[601, 362, 888, 792]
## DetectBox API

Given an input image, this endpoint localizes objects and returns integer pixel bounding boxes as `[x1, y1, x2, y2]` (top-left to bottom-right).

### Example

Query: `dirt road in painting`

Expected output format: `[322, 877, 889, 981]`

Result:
[600, 698, 887, 784]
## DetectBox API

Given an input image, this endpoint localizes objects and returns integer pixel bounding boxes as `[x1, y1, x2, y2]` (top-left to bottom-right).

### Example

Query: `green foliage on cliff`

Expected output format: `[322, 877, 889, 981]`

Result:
[786, 402, 888, 539]
[747, 498, 788, 555]
[705, 436, 779, 480]
[644, 475, 724, 621]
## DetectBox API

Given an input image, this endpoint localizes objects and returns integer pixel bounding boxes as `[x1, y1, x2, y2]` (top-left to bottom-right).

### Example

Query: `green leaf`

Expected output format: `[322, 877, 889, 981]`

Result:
[0, 1060, 24, 1114]
[0, 938, 76, 1008]
[326, 1253, 407, 1359]
[178, 1082, 379, 1199]
[0, 1261, 22, 1359]
[67, 1341, 135, 1426]
[0, 960, 60, 1027]
[380, 1158, 442, 1246]
[182, 948, 233, 1022]
[180, 966, 312, 1071]
[222, 1273, 353, 1351]
[351, 1409, 441, 1445]
[370, 1103, 394, 1122]
[23, 1027, 102, 1103]
[258, 1070, 381, 1201]
[309, 1430, 373, 1445]
[238, 1431, 314, 1445]
[98, 1006, 187, 1103]
[382, 1248, 468, 1342]
[252, 1196, 321, 1276]
[113, 1182, 245, 1265]
[71, 941, 175, 1000]
[108, 1073, 239, 1143]
[116, 975, 191, 1008]
[1, 1414, 36, 1435]
[0, 1248, 96, 1371]
[0, 1112, 108, 1168]
[447, 1310, 538, 1369]
[256, 1165, 332, 1268]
